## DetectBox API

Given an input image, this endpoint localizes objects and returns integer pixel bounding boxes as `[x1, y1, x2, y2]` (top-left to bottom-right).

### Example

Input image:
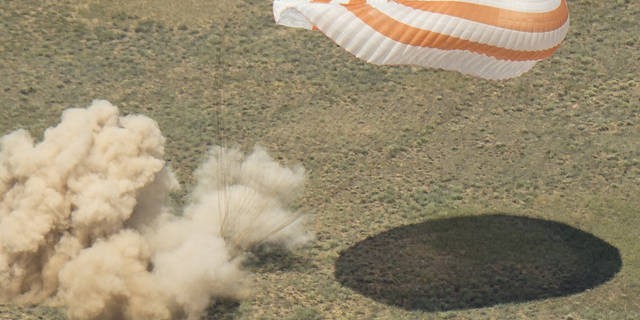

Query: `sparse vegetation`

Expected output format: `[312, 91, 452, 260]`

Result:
[1, 0, 639, 319]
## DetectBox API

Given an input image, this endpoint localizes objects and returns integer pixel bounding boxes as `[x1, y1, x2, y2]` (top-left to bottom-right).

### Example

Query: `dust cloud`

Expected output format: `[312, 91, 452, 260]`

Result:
[0, 100, 311, 319]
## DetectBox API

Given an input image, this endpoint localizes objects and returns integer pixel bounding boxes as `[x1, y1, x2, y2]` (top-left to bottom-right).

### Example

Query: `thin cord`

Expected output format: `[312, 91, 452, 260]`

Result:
[214, 18, 231, 239]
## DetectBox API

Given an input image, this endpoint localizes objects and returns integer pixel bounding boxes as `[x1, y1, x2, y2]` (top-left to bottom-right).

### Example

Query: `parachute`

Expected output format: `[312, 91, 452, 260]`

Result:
[273, 0, 569, 79]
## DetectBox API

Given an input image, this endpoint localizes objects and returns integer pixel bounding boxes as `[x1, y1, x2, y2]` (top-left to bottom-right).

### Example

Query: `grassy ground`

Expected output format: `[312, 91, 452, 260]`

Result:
[1, 0, 639, 319]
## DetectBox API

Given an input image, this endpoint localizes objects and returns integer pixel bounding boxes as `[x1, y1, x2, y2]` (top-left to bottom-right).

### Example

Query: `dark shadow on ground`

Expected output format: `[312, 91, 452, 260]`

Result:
[334, 214, 621, 312]
[243, 244, 314, 273]
[204, 299, 240, 320]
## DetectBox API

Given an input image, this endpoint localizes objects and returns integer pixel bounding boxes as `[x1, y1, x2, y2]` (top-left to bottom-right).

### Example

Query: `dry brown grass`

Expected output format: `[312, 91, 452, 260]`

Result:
[1, 0, 639, 319]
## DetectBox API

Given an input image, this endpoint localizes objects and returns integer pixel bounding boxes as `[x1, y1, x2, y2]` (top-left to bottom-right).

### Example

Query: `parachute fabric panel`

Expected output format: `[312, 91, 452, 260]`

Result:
[273, 0, 569, 79]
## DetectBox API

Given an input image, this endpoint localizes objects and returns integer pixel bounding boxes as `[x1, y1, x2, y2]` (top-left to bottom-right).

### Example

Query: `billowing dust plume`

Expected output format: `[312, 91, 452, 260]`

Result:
[0, 100, 311, 319]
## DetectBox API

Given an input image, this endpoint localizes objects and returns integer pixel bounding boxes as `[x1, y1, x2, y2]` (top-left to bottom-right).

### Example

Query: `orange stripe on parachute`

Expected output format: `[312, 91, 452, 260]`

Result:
[395, 0, 569, 33]
[345, 3, 561, 61]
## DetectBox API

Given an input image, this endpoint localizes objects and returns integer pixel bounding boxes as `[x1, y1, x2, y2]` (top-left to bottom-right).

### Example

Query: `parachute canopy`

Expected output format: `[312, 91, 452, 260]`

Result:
[273, 0, 569, 79]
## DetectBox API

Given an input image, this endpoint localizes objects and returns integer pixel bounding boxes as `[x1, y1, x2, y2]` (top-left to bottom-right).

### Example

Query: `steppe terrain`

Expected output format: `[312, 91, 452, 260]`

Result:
[1, 0, 639, 319]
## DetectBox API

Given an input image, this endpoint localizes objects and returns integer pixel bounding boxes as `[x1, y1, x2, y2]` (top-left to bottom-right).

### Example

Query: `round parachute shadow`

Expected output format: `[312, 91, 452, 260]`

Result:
[334, 214, 621, 312]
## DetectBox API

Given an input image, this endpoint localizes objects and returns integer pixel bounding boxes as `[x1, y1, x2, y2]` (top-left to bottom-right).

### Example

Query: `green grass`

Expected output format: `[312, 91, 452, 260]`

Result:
[1, 0, 639, 319]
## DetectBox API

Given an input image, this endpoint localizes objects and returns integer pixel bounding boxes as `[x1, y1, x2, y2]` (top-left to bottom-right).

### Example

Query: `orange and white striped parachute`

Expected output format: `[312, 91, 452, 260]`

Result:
[273, 0, 569, 79]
